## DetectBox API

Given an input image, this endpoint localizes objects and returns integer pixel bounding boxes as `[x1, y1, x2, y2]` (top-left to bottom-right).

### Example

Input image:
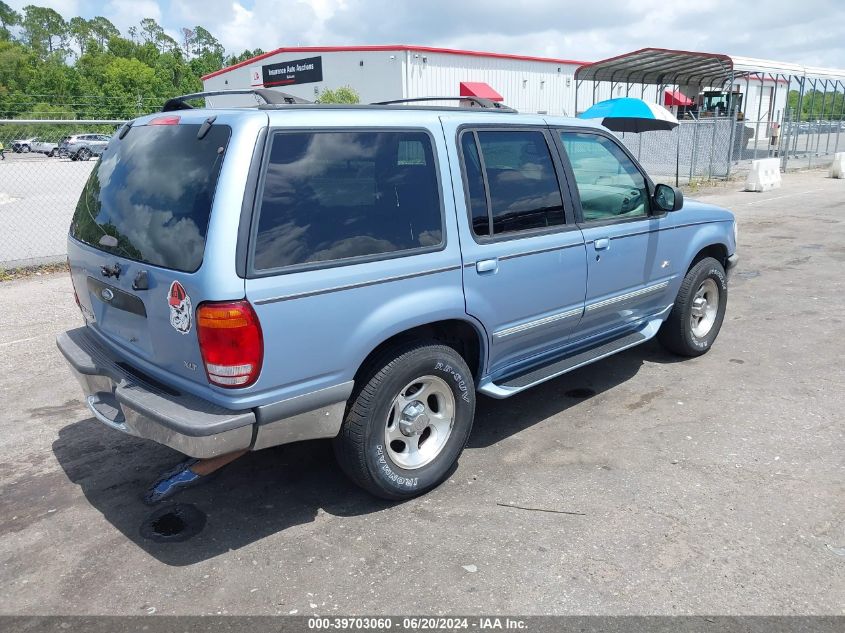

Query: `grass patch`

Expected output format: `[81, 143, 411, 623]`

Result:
[0, 263, 68, 282]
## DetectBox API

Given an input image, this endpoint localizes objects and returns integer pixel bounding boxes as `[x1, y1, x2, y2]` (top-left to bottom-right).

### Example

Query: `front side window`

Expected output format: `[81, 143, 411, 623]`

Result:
[253, 131, 443, 271]
[560, 132, 649, 222]
[460, 129, 565, 237]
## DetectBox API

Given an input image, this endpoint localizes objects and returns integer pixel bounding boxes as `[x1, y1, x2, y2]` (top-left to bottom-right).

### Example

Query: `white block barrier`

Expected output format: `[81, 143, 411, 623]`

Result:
[830, 153, 845, 179]
[745, 158, 782, 192]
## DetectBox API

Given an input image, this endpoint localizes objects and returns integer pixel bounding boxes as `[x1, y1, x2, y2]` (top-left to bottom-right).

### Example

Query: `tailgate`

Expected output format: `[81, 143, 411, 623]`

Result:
[67, 116, 235, 388]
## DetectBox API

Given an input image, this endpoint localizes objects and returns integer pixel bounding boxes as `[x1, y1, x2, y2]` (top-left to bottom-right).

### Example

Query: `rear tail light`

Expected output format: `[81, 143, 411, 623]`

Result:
[196, 301, 263, 388]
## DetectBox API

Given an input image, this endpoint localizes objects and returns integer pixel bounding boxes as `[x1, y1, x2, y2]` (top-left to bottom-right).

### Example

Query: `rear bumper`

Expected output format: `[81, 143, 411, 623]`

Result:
[57, 327, 352, 458]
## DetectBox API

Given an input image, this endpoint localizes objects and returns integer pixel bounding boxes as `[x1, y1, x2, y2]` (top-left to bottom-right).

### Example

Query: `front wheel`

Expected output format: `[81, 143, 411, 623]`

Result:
[77, 148, 92, 161]
[334, 342, 476, 500]
[658, 257, 728, 357]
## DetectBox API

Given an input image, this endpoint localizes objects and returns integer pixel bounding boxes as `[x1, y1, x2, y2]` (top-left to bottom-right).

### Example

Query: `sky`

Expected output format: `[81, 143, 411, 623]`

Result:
[7, 0, 845, 68]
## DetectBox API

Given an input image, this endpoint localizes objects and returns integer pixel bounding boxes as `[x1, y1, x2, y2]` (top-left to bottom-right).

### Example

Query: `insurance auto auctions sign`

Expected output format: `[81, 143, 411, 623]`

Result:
[260, 56, 323, 87]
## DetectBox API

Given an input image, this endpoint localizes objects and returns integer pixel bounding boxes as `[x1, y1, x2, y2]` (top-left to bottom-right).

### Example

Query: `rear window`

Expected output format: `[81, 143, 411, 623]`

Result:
[70, 123, 231, 272]
[252, 130, 443, 271]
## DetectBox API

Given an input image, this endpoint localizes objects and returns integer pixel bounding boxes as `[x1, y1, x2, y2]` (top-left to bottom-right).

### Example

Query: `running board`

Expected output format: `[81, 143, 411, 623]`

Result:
[479, 320, 661, 398]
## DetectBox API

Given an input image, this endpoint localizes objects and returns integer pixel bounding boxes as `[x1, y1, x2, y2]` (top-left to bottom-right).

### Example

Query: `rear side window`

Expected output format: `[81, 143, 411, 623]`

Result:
[252, 131, 443, 271]
[70, 123, 230, 272]
[460, 130, 565, 237]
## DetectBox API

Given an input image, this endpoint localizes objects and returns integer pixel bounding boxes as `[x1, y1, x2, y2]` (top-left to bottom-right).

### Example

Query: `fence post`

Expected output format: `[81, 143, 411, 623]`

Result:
[754, 76, 765, 162]
[779, 110, 791, 171]
[726, 110, 736, 180]
[689, 115, 700, 182]
[675, 125, 681, 187]
[791, 76, 805, 159]
[835, 81, 845, 154]
[708, 118, 717, 180]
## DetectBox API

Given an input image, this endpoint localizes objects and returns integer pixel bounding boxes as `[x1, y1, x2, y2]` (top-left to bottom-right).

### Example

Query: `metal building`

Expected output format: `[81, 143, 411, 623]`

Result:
[201, 45, 586, 115]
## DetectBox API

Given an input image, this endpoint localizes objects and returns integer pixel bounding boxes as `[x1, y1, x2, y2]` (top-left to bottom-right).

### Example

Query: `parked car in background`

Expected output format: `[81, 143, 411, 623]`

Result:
[11, 137, 36, 153]
[57, 137, 71, 158]
[31, 137, 59, 156]
[64, 134, 111, 161]
[58, 91, 738, 501]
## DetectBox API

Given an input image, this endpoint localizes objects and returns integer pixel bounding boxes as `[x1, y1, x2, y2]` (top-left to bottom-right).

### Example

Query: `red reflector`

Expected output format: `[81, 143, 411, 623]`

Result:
[149, 115, 180, 126]
[197, 301, 263, 388]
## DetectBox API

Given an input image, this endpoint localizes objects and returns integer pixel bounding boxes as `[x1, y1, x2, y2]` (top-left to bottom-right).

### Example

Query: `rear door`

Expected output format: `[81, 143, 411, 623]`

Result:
[447, 123, 587, 378]
[243, 119, 464, 399]
[555, 129, 675, 343]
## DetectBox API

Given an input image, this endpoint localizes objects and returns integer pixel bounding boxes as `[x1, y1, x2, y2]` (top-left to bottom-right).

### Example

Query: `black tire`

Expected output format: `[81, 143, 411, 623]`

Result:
[21, 145, 30, 153]
[334, 342, 476, 500]
[47, 150, 54, 157]
[658, 257, 728, 357]
[78, 148, 91, 161]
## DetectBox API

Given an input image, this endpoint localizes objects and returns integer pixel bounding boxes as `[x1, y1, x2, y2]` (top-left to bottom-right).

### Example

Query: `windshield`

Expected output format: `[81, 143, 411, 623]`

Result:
[70, 123, 231, 272]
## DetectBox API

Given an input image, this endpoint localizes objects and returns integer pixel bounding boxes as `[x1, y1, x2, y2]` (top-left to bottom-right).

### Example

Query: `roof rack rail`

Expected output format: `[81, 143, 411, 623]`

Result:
[370, 96, 517, 112]
[161, 88, 312, 112]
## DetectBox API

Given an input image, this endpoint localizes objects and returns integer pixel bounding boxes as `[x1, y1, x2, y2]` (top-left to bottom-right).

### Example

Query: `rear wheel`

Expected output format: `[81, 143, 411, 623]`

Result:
[77, 148, 92, 161]
[334, 342, 476, 500]
[658, 257, 727, 356]
[47, 149, 54, 157]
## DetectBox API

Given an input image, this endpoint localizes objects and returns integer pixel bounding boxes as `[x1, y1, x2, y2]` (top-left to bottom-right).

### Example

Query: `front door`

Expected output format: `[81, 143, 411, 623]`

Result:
[445, 123, 587, 378]
[556, 129, 674, 343]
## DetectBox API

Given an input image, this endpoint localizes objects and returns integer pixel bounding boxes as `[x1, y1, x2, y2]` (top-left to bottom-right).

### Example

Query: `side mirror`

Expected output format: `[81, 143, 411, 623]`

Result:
[654, 183, 684, 212]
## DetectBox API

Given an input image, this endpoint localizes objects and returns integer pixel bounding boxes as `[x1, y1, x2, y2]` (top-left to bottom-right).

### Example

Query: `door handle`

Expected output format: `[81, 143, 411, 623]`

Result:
[476, 258, 499, 274]
[594, 238, 610, 251]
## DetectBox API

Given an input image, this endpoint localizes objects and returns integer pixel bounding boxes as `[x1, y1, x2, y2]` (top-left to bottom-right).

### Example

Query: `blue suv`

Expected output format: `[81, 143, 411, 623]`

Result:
[58, 91, 737, 500]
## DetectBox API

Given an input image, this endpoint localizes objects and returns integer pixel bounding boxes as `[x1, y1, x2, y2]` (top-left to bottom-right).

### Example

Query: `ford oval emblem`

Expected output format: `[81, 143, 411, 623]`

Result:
[101, 288, 114, 302]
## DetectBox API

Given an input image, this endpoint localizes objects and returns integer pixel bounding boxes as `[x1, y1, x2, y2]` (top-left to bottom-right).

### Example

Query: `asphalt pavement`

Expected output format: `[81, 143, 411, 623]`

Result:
[0, 170, 842, 615]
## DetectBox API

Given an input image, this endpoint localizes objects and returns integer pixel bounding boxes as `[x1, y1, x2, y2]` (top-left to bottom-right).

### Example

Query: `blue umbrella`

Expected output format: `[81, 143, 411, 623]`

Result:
[578, 97, 679, 132]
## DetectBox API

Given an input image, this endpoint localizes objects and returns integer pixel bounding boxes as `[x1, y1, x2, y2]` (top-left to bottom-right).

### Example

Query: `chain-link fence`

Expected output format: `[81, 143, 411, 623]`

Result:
[0, 120, 124, 269]
[614, 116, 737, 184]
[2, 106, 843, 270]
[779, 115, 845, 170]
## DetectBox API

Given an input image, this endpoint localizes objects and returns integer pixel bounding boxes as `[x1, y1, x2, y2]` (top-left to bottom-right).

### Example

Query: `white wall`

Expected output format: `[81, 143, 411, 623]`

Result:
[203, 50, 405, 107]
[401, 51, 580, 115]
[203, 48, 582, 115]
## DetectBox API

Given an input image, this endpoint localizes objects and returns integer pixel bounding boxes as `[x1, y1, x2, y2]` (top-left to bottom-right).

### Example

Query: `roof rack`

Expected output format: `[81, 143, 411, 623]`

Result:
[371, 96, 517, 112]
[161, 88, 312, 112]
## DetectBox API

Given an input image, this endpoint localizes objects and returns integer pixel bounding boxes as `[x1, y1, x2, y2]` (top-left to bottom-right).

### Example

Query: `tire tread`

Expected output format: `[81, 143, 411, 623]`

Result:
[334, 340, 470, 499]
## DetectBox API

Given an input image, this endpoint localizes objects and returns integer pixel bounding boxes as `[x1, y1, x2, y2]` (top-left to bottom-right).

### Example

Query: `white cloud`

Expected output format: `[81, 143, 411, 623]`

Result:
[101, 0, 162, 34]
[6, 0, 845, 67]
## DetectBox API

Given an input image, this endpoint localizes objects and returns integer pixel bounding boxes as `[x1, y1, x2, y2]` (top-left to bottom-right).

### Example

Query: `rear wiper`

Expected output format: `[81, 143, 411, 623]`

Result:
[197, 115, 217, 140]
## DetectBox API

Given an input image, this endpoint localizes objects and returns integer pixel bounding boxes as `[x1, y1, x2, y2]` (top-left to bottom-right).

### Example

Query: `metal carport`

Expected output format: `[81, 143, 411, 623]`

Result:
[574, 48, 845, 177]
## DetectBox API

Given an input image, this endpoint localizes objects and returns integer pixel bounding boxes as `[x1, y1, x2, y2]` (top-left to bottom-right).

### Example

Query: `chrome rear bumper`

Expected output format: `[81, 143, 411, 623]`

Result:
[57, 327, 351, 458]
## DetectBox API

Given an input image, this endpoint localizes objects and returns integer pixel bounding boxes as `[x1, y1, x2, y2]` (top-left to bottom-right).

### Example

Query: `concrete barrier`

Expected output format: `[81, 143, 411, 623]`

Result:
[830, 152, 845, 179]
[745, 158, 782, 192]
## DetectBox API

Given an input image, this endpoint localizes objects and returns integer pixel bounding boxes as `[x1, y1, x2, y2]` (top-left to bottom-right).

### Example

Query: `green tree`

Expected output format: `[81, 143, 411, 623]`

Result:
[68, 16, 91, 56]
[88, 16, 119, 48]
[225, 48, 264, 66]
[21, 5, 67, 57]
[317, 86, 360, 104]
[0, 1, 21, 40]
[139, 18, 164, 45]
